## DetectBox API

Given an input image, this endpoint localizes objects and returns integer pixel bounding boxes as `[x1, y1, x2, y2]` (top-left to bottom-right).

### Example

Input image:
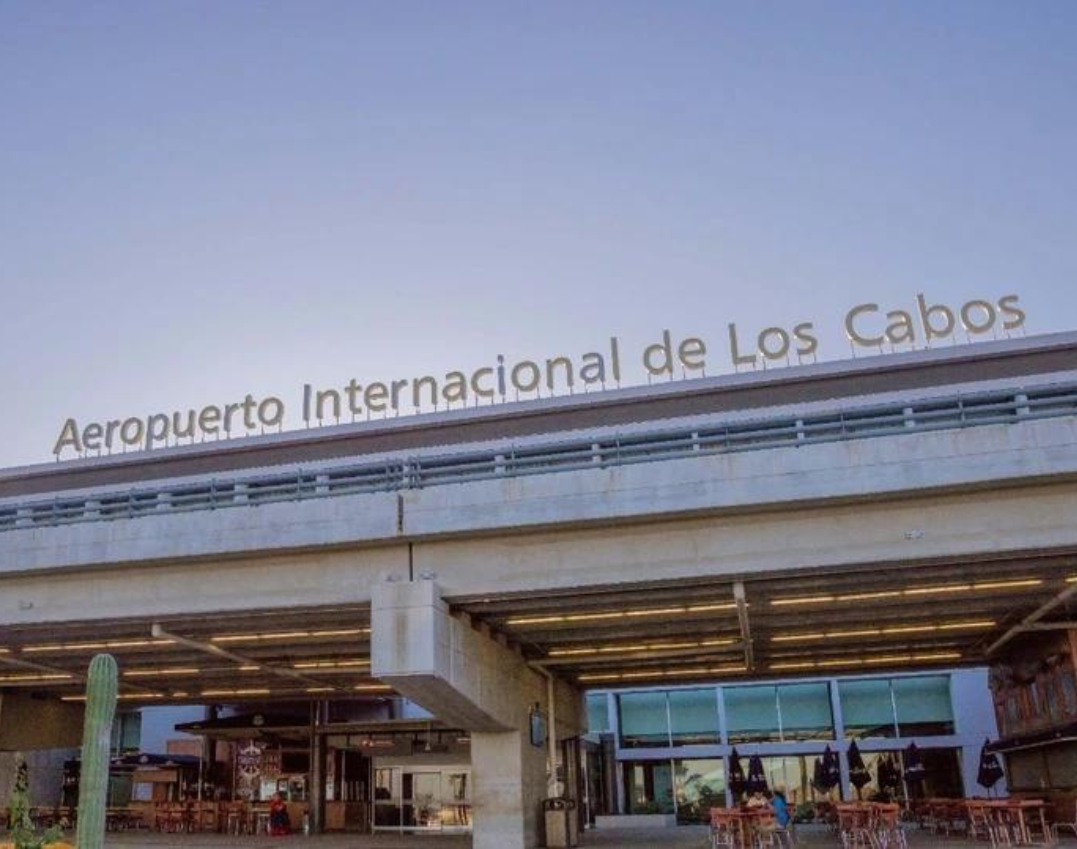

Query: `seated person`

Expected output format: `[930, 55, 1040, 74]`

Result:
[772, 787, 791, 828]
[746, 791, 770, 809]
[268, 792, 290, 836]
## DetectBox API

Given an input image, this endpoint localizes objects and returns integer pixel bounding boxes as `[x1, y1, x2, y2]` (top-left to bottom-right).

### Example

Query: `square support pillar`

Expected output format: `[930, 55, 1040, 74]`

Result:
[471, 729, 548, 849]
[372, 578, 584, 849]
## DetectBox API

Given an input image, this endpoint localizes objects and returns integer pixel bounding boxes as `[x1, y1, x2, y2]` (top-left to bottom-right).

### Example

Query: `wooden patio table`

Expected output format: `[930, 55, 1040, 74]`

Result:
[983, 799, 1052, 845]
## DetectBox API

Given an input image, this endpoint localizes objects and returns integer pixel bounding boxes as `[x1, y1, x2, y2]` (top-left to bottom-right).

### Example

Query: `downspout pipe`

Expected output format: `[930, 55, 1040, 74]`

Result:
[530, 664, 560, 797]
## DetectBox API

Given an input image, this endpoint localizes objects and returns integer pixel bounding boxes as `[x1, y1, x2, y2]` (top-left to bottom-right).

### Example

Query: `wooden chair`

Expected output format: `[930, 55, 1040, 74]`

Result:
[836, 803, 874, 849]
[1054, 798, 1077, 843]
[709, 807, 743, 848]
[224, 801, 248, 835]
[1021, 803, 1052, 845]
[157, 802, 187, 833]
[967, 801, 1006, 848]
[873, 802, 905, 849]
[753, 809, 792, 848]
[251, 805, 271, 836]
[190, 801, 217, 833]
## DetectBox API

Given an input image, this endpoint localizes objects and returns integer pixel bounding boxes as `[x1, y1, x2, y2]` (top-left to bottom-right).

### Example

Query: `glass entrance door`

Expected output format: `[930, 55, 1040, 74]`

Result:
[372, 765, 472, 833]
[404, 772, 441, 829]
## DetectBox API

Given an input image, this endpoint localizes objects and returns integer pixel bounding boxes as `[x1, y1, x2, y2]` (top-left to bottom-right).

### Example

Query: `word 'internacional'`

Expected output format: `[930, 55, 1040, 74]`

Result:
[53, 293, 1026, 458]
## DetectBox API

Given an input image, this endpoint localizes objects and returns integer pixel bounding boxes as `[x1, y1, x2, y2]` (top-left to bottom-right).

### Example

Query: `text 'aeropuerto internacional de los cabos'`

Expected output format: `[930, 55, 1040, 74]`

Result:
[51, 292, 1025, 458]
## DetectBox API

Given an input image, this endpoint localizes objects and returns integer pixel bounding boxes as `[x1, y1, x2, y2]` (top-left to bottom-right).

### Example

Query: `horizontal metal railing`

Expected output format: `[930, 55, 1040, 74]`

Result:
[2, 381, 1076, 534]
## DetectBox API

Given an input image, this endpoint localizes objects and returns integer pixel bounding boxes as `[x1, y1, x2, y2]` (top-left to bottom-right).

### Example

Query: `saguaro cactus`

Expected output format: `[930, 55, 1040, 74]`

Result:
[75, 654, 119, 849]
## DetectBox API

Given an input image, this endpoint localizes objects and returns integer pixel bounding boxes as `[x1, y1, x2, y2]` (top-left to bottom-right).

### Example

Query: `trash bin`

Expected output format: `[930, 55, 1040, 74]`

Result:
[544, 798, 578, 848]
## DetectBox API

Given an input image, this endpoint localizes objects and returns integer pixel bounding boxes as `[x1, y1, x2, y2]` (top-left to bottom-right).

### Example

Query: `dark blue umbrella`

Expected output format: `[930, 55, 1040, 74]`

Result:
[746, 754, 769, 794]
[812, 756, 825, 795]
[847, 741, 871, 797]
[977, 739, 1004, 792]
[728, 747, 747, 797]
[903, 742, 926, 785]
[881, 754, 902, 793]
[821, 745, 841, 791]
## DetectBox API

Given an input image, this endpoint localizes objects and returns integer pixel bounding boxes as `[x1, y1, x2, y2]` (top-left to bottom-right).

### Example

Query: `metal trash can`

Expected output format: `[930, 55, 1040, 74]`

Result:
[544, 797, 578, 848]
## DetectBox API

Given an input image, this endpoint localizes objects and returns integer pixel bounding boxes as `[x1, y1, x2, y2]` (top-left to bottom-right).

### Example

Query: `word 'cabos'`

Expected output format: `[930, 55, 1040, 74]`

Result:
[52, 292, 1026, 457]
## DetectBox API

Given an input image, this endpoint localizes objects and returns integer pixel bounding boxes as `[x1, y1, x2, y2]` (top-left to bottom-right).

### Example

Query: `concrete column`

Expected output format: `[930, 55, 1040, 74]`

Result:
[371, 578, 582, 849]
[471, 729, 547, 849]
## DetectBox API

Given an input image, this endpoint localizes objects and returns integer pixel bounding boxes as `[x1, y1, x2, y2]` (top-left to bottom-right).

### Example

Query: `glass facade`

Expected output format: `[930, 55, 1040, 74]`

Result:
[893, 676, 954, 736]
[674, 758, 724, 823]
[779, 682, 833, 740]
[840, 676, 954, 739]
[839, 678, 896, 739]
[619, 692, 670, 748]
[614, 676, 954, 749]
[621, 758, 724, 821]
[725, 682, 834, 742]
[852, 748, 964, 799]
[602, 672, 977, 816]
[373, 765, 472, 832]
[617, 688, 720, 747]
[756, 756, 811, 805]
[586, 692, 610, 734]
[669, 689, 719, 746]
[725, 685, 780, 743]
[111, 712, 142, 754]
[623, 760, 674, 814]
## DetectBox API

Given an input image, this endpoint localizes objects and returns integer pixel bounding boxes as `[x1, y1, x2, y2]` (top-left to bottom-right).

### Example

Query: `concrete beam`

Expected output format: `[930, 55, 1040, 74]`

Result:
[0, 547, 404, 626]
[733, 581, 754, 672]
[5, 480, 1077, 627]
[419, 481, 1077, 598]
[371, 579, 581, 734]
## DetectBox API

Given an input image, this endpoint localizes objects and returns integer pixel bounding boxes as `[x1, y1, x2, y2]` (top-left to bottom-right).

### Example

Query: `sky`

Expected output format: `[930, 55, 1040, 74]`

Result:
[1, 1, 1076, 467]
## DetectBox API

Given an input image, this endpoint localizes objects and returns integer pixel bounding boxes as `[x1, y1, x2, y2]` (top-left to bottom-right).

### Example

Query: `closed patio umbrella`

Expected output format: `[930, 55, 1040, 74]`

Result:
[847, 741, 871, 798]
[877, 754, 902, 799]
[903, 742, 926, 785]
[812, 756, 825, 796]
[728, 747, 747, 798]
[746, 754, 769, 795]
[821, 745, 841, 793]
[977, 739, 1004, 793]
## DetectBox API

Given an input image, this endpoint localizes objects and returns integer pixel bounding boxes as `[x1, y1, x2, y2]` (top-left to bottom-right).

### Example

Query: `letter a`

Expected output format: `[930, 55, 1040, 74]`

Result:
[53, 418, 83, 456]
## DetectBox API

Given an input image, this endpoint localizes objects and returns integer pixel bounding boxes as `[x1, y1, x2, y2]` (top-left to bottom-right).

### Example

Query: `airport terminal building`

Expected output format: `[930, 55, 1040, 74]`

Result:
[2, 332, 1077, 847]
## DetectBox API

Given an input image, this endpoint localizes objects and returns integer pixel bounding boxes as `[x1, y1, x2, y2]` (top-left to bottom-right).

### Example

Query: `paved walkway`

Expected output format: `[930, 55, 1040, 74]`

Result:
[99, 826, 1077, 848]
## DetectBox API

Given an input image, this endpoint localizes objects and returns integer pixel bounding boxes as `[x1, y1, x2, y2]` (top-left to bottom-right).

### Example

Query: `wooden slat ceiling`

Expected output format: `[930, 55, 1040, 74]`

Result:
[0, 604, 380, 707]
[2, 552, 1074, 707]
[454, 552, 1077, 686]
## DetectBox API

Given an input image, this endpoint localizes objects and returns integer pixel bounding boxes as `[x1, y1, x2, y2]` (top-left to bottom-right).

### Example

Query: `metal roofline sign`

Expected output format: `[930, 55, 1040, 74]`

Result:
[51, 293, 1026, 459]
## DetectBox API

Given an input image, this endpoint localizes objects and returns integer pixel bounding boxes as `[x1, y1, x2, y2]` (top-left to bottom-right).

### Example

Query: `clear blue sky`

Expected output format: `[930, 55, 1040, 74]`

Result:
[2, 2, 1075, 466]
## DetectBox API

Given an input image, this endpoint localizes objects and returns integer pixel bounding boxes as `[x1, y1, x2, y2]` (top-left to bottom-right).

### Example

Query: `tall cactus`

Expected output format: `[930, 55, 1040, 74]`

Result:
[75, 654, 119, 849]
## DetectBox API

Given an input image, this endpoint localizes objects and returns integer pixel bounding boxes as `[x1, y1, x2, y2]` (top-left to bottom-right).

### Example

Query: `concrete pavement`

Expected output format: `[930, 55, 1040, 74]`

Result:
[100, 824, 1071, 847]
